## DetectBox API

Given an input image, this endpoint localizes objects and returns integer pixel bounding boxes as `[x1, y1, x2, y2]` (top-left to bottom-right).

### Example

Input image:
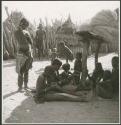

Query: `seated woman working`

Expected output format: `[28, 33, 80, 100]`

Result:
[34, 59, 63, 103]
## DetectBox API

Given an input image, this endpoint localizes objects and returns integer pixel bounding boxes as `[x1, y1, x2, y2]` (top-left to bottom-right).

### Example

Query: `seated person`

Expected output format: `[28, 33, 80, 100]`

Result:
[73, 52, 82, 85]
[88, 62, 104, 89]
[96, 70, 113, 99]
[111, 56, 119, 93]
[34, 59, 62, 103]
[59, 63, 73, 86]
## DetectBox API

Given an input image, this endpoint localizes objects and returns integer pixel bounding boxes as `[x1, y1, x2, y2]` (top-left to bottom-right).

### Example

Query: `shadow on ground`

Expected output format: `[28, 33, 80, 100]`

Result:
[3, 63, 16, 68]
[3, 91, 19, 99]
[5, 96, 119, 124]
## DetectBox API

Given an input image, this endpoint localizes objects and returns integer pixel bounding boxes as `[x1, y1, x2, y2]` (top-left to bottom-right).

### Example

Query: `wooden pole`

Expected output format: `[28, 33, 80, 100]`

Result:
[95, 42, 101, 67]
[4, 6, 16, 30]
[81, 41, 90, 87]
[4, 6, 17, 57]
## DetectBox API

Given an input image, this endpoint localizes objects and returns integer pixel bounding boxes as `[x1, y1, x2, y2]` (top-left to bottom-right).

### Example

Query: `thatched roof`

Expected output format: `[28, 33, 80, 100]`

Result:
[56, 15, 75, 35]
[76, 9, 119, 46]
[56, 15, 78, 45]
[90, 9, 119, 43]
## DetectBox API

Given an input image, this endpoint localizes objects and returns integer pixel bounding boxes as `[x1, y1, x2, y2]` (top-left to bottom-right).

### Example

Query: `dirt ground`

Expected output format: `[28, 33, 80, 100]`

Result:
[2, 53, 120, 123]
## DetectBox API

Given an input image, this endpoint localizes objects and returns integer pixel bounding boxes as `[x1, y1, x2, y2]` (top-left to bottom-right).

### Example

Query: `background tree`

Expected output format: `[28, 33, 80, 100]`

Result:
[3, 8, 35, 59]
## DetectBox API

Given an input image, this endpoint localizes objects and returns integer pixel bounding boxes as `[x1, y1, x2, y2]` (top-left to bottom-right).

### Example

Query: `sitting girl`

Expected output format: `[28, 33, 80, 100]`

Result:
[59, 63, 73, 87]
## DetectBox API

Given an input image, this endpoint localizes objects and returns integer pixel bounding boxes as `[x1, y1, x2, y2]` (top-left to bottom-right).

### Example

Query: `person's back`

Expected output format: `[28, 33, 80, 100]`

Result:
[34, 59, 62, 103]
[34, 65, 57, 103]
[35, 73, 46, 96]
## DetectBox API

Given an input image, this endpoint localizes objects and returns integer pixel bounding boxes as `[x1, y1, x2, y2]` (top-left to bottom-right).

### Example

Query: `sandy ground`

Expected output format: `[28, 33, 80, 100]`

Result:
[2, 53, 120, 123]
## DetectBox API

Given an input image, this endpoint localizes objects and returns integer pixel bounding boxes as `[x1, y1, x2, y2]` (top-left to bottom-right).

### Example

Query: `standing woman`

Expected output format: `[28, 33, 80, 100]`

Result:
[14, 18, 33, 91]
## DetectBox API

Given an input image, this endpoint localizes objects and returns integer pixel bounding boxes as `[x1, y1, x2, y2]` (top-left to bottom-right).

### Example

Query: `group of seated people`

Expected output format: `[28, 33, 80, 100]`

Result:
[34, 52, 119, 103]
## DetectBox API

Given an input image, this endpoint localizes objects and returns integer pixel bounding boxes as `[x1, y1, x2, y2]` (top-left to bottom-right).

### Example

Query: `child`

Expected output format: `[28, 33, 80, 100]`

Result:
[73, 52, 82, 85]
[59, 63, 73, 86]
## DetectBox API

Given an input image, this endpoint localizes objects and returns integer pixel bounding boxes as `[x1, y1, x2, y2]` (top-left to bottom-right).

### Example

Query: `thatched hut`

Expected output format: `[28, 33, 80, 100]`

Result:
[90, 9, 119, 53]
[56, 15, 83, 57]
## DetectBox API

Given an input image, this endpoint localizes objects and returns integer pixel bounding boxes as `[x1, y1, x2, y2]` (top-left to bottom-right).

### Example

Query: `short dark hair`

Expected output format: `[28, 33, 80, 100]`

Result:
[19, 18, 29, 27]
[44, 66, 54, 76]
[59, 42, 65, 46]
[112, 56, 119, 68]
[103, 70, 112, 81]
[76, 52, 82, 59]
[62, 63, 70, 71]
[52, 59, 62, 66]
[95, 62, 103, 71]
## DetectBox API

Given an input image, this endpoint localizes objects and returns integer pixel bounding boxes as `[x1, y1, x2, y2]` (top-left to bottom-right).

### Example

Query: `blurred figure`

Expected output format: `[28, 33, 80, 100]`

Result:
[111, 56, 119, 93]
[73, 52, 82, 85]
[88, 62, 104, 88]
[87, 62, 104, 96]
[96, 70, 113, 99]
[57, 42, 74, 63]
[50, 48, 57, 64]
[35, 23, 46, 59]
